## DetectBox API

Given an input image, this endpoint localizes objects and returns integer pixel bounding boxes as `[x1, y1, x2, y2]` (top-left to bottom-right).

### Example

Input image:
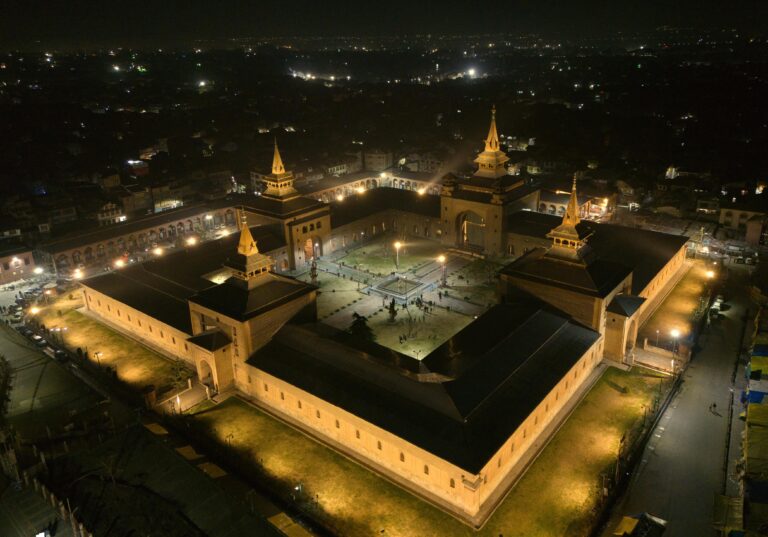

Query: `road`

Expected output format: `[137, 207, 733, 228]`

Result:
[604, 265, 751, 536]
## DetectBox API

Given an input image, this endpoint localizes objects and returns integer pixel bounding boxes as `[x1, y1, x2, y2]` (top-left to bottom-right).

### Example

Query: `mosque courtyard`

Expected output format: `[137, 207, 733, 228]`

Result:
[298, 234, 505, 359]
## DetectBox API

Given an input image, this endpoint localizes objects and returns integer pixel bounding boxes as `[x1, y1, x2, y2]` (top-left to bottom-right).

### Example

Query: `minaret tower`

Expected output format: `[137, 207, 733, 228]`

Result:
[546, 174, 591, 260]
[224, 210, 273, 289]
[262, 139, 299, 200]
[473, 106, 510, 179]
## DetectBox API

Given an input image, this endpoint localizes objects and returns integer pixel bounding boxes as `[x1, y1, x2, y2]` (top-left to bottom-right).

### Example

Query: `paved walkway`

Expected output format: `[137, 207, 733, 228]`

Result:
[603, 266, 751, 536]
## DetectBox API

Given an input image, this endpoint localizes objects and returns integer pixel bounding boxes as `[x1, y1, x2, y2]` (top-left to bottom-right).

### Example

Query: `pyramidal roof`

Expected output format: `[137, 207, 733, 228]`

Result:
[272, 139, 286, 176]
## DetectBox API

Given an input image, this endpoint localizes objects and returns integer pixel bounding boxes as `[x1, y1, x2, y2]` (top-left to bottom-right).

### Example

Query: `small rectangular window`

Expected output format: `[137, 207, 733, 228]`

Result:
[263, 383, 268, 391]
[297, 400, 302, 409]
[335, 419, 340, 428]
[355, 430, 360, 439]
[280, 392, 285, 400]
[377, 441, 382, 450]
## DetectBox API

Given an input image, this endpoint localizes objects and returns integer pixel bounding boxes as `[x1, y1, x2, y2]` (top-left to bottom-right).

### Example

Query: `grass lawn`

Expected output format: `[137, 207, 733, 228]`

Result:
[367, 304, 473, 359]
[192, 366, 668, 537]
[337, 235, 445, 275]
[639, 259, 708, 345]
[37, 293, 179, 392]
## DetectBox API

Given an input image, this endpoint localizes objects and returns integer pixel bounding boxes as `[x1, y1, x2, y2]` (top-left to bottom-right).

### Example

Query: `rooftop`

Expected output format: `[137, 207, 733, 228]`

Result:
[506, 211, 689, 295]
[330, 187, 440, 228]
[248, 298, 599, 473]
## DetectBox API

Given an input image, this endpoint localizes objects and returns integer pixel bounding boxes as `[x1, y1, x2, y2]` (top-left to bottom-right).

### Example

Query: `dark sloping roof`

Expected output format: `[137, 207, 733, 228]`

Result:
[188, 329, 231, 352]
[248, 299, 599, 473]
[81, 269, 193, 333]
[331, 188, 440, 228]
[240, 194, 327, 219]
[189, 275, 315, 321]
[500, 248, 632, 298]
[140, 225, 285, 291]
[607, 295, 646, 317]
[506, 211, 689, 294]
[78, 225, 287, 334]
[42, 201, 234, 254]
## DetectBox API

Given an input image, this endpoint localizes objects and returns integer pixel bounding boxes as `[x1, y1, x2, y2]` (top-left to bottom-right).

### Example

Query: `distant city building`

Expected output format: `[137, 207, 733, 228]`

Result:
[364, 149, 394, 172]
[0, 243, 36, 285]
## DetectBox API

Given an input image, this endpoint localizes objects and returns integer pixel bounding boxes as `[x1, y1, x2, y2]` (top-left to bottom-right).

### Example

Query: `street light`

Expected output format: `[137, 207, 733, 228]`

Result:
[114, 259, 125, 268]
[94, 351, 103, 366]
[152, 247, 163, 256]
[670, 329, 680, 355]
[73, 268, 83, 280]
[437, 255, 447, 287]
[29, 306, 40, 315]
[33, 267, 44, 275]
[706, 270, 715, 279]
[394, 241, 402, 269]
[186, 236, 198, 246]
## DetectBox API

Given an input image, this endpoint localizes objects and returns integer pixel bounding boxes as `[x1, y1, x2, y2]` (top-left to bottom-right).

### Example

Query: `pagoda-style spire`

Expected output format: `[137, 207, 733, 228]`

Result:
[561, 174, 581, 229]
[272, 139, 285, 175]
[484, 105, 500, 152]
[546, 173, 591, 260]
[473, 105, 509, 179]
[237, 211, 258, 256]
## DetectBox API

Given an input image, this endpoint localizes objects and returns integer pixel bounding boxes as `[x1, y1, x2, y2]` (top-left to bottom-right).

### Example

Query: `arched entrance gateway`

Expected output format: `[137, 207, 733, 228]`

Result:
[198, 359, 214, 389]
[456, 211, 485, 251]
[303, 237, 321, 263]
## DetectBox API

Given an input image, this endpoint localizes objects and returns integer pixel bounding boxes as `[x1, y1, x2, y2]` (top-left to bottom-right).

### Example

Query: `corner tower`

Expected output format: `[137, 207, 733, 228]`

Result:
[473, 106, 510, 179]
[224, 211, 274, 290]
[546, 175, 592, 260]
[262, 140, 299, 200]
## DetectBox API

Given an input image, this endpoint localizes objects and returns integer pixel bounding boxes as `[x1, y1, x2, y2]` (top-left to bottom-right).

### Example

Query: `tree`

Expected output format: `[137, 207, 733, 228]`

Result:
[348, 312, 375, 342]
[388, 298, 398, 323]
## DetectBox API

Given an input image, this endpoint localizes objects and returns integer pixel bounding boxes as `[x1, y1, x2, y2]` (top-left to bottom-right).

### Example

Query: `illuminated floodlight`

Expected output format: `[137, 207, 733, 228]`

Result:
[198, 80, 207, 87]
[336, 194, 344, 202]
[205, 214, 213, 220]
[356, 186, 365, 194]
[438, 255, 446, 264]
[670, 329, 680, 339]
[112, 65, 120, 72]
[706, 270, 715, 279]
[73, 268, 83, 280]
[29, 306, 41, 315]
[417, 187, 426, 195]
[152, 247, 163, 256]
[380, 172, 386, 179]
[467, 68, 476, 77]
[33, 267, 44, 275]
[186, 237, 198, 246]
[114, 259, 126, 268]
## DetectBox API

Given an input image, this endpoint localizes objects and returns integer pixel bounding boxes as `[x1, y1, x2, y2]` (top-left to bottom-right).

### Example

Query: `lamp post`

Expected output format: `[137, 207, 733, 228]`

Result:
[670, 329, 680, 355]
[437, 255, 447, 287]
[655, 329, 660, 347]
[94, 351, 103, 367]
[394, 241, 402, 270]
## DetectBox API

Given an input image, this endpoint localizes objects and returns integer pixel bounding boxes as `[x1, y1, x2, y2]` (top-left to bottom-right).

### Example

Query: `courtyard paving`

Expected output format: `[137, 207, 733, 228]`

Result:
[302, 235, 498, 358]
[191, 366, 667, 537]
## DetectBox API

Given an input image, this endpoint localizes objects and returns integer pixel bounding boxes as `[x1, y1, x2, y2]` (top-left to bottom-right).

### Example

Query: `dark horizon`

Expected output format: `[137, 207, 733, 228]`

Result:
[3, 0, 768, 50]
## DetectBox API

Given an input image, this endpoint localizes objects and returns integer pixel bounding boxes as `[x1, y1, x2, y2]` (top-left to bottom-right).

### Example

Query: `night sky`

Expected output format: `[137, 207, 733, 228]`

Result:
[2, 0, 767, 48]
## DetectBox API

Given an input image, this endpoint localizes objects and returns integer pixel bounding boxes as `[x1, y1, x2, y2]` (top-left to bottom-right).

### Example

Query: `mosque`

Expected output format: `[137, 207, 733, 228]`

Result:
[77, 109, 688, 525]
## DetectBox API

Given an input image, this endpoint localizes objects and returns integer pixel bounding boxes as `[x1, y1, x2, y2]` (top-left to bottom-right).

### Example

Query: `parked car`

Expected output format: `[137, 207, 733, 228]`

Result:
[35, 338, 48, 348]
[53, 350, 69, 363]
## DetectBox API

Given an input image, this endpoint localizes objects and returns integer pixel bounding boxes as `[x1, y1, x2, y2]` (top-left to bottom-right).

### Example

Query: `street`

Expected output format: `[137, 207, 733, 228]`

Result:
[604, 265, 751, 536]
